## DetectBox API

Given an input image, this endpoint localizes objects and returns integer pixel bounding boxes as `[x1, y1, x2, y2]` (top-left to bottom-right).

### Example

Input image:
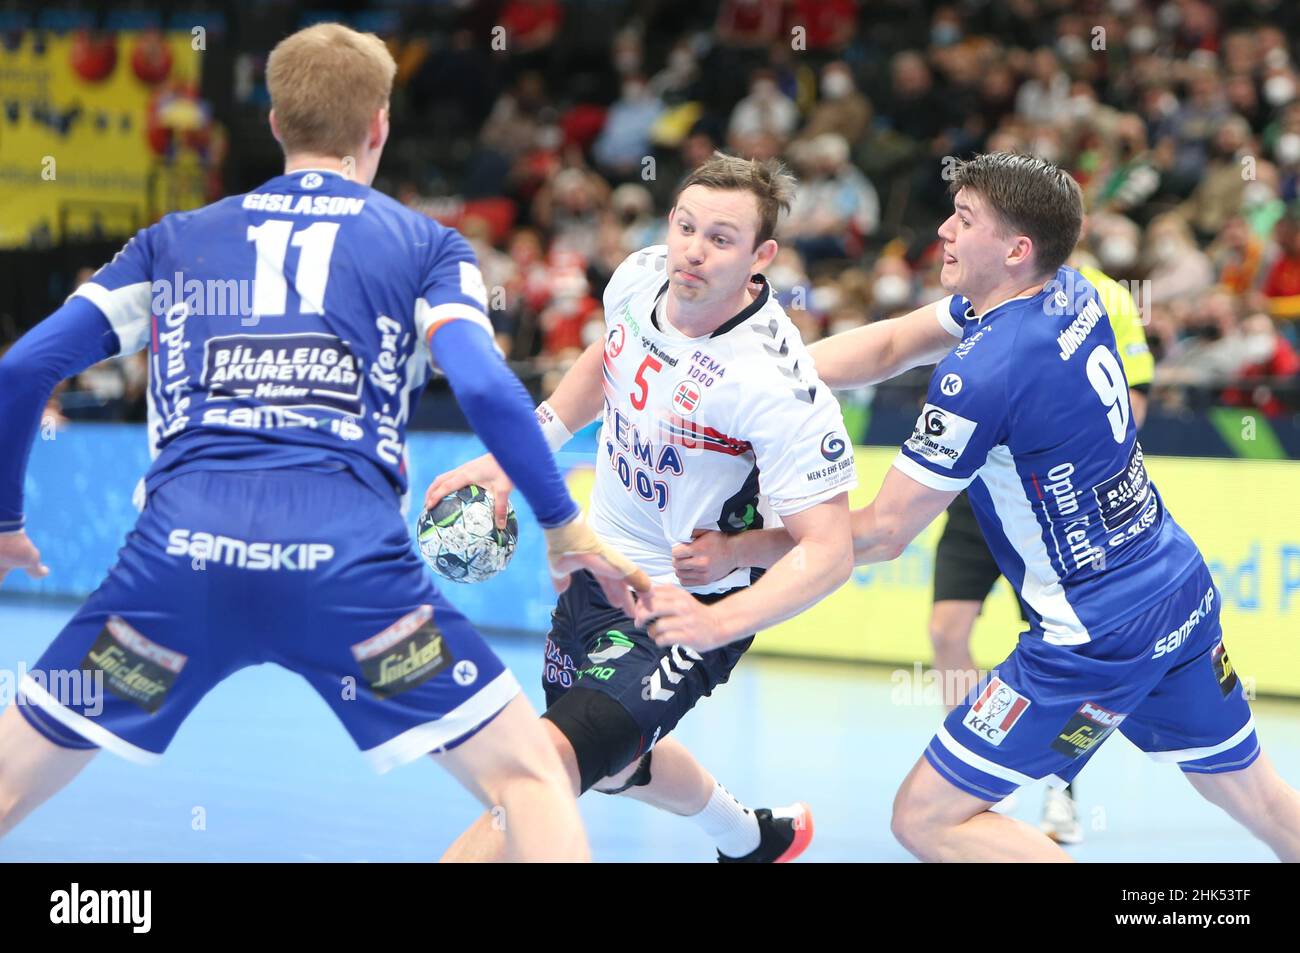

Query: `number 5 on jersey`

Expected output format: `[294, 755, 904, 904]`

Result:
[630, 355, 662, 410]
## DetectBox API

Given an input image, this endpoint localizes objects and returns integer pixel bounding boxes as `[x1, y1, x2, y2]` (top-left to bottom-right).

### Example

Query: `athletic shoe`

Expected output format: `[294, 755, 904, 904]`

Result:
[717, 802, 813, 863]
[1040, 785, 1083, 845]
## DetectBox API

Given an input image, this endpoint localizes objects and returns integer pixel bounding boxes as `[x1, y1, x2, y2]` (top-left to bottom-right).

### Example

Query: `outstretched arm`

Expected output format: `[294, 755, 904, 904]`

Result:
[808, 299, 960, 390]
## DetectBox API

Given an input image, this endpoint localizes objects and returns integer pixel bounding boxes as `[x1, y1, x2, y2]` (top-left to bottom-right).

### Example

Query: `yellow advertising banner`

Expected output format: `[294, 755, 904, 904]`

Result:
[757, 449, 1300, 698]
[0, 31, 204, 248]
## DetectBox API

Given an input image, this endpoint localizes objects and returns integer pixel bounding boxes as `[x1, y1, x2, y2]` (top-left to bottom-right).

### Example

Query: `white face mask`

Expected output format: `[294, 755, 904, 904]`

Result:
[1099, 235, 1138, 271]
[1276, 132, 1300, 166]
[1128, 25, 1156, 53]
[823, 72, 852, 99]
[1152, 238, 1182, 264]
[873, 274, 911, 309]
[1264, 75, 1297, 107]
[1243, 182, 1276, 207]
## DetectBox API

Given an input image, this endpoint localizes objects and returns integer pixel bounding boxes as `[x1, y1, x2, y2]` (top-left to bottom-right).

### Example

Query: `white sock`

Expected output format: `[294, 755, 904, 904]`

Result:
[690, 782, 760, 857]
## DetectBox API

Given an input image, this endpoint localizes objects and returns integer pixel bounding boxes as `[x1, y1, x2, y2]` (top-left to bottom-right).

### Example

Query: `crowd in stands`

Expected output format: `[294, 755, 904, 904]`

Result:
[15, 0, 1300, 420]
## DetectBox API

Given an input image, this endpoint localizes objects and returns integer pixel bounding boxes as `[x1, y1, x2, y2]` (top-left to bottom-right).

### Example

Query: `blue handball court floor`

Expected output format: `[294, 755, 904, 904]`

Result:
[1, 599, 1296, 862]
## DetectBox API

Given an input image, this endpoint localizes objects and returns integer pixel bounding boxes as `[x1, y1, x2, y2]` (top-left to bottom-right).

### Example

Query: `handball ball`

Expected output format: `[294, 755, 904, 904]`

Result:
[417, 484, 518, 584]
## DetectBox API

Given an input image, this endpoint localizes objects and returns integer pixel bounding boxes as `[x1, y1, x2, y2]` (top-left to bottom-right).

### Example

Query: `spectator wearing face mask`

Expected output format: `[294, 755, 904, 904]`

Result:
[1145, 213, 1216, 304]
[793, 62, 871, 147]
[1220, 313, 1300, 417]
[592, 75, 665, 182]
[783, 133, 879, 265]
[1176, 115, 1257, 243]
[728, 69, 800, 153]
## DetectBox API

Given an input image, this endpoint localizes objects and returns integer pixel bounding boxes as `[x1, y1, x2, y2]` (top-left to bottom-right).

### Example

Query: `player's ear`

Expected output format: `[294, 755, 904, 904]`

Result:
[1006, 235, 1034, 269]
[752, 238, 778, 272]
[268, 109, 282, 144]
[370, 106, 389, 152]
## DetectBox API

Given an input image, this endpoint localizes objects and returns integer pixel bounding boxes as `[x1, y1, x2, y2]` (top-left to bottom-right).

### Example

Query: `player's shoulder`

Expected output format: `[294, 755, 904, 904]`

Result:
[607, 245, 669, 300]
[720, 287, 825, 406]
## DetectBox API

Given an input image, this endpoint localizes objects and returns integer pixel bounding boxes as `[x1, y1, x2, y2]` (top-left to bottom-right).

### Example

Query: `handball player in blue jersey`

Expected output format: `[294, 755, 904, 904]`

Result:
[0, 23, 646, 861]
[675, 153, 1300, 861]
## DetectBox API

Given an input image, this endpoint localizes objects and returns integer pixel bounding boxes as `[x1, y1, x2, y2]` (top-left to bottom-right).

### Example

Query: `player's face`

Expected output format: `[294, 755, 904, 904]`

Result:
[937, 188, 1017, 300]
[667, 186, 775, 308]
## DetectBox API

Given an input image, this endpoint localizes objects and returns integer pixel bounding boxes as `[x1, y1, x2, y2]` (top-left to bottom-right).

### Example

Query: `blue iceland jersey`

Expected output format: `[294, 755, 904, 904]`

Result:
[72, 168, 494, 506]
[897, 267, 1203, 644]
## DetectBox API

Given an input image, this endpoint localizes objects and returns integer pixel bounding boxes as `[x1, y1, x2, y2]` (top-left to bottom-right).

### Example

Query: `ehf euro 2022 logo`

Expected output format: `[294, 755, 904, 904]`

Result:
[820, 432, 847, 461]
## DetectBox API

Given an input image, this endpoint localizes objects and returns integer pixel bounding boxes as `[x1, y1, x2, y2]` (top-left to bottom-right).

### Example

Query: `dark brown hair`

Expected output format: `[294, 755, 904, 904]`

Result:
[675, 152, 797, 247]
[949, 152, 1084, 276]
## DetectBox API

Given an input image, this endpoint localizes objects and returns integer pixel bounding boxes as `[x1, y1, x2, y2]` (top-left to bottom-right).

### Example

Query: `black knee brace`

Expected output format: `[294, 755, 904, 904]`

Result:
[542, 688, 648, 795]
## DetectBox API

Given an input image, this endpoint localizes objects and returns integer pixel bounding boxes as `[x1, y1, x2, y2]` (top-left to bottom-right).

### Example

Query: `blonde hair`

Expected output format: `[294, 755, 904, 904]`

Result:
[267, 23, 396, 157]
[676, 153, 797, 247]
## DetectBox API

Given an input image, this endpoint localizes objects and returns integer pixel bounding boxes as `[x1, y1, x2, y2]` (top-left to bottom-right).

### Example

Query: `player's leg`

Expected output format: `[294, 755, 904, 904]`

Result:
[891, 754, 1071, 862]
[0, 705, 97, 839]
[435, 694, 588, 862]
[1182, 752, 1300, 861]
[1118, 563, 1300, 860]
[929, 601, 982, 710]
[2, 471, 263, 846]
[279, 469, 586, 861]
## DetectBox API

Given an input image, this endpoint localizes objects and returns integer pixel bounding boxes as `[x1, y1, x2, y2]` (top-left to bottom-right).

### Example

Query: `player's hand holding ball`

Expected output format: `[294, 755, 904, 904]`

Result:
[672, 529, 738, 587]
[426, 453, 514, 530]
[0, 531, 49, 588]
[418, 484, 518, 584]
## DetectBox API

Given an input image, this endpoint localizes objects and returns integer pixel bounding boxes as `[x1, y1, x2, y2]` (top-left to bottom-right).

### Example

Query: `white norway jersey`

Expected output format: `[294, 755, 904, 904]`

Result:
[589, 246, 857, 592]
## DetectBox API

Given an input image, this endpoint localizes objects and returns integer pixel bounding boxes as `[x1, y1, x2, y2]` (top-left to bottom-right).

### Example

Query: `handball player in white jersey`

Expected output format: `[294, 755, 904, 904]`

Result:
[428, 154, 857, 862]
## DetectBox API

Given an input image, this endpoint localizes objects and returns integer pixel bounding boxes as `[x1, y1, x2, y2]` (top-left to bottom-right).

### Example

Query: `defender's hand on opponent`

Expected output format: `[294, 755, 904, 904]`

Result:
[634, 585, 727, 653]
[0, 531, 49, 587]
[671, 530, 737, 587]
[426, 457, 650, 613]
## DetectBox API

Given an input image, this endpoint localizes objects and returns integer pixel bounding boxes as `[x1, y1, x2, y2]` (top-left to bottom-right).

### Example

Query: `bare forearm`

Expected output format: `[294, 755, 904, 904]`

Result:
[545, 340, 605, 431]
[808, 321, 898, 389]
[712, 537, 853, 640]
[851, 503, 908, 565]
[728, 526, 797, 570]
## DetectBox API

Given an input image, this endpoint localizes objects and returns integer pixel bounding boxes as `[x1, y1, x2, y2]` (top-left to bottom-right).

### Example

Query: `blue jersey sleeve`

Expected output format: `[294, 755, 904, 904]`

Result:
[893, 345, 1010, 492]
[0, 298, 123, 530]
[428, 320, 578, 529]
[69, 226, 158, 355]
[934, 295, 969, 339]
[413, 228, 496, 363]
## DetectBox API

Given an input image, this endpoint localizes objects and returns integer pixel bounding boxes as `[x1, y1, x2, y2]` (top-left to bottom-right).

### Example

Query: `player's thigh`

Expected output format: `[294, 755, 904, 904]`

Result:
[433, 694, 574, 807]
[0, 704, 97, 828]
[541, 571, 751, 784]
[1118, 566, 1258, 774]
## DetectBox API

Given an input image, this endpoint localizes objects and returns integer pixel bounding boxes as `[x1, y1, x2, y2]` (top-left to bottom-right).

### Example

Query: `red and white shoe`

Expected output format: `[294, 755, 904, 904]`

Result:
[717, 802, 814, 863]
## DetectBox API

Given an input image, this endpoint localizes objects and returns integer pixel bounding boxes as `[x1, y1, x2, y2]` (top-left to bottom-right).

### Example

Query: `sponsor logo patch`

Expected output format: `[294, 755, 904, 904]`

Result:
[81, 616, 187, 713]
[351, 606, 454, 699]
[1212, 642, 1239, 697]
[202, 333, 362, 414]
[961, 677, 1030, 746]
[904, 404, 978, 470]
[939, 373, 963, 396]
[1051, 700, 1125, 758]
